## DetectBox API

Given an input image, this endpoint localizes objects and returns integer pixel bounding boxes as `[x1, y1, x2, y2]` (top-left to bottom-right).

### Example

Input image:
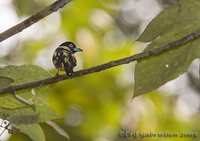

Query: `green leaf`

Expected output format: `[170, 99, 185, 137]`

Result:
[137, 0, 200, 42]
[0, 65, 52, 85]
[16, 124, 45, 141]
[0, 100, 61, 124]
[0, 65, 53, 108]
[0, 76, 14, 88]
[134, 0, 200, 96]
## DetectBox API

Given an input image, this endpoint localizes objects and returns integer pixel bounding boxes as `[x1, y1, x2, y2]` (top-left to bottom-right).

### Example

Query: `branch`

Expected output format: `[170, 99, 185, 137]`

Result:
[0, 28, 200, 94]
[0, 0, 72, 42]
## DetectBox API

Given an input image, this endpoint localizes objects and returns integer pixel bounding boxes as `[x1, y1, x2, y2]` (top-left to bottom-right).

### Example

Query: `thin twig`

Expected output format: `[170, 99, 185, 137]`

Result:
[0, 0, 72, 42]
[0, 28, 200, 94]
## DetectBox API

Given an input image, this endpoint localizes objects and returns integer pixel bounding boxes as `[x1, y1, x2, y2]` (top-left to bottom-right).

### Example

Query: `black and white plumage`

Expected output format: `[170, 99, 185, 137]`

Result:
[52, 41, 83, 76]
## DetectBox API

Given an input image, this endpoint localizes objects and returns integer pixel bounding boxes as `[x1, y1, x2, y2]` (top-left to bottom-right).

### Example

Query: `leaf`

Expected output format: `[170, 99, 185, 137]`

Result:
[137, 0, 200, 42]
[0, 65, 53, 108]
[15, 124, 45, 141]
[0, 100, 62, 124]
[0, 76, 14, 88]
[0, 65, 52, 85]
[134, 0, 200, 96]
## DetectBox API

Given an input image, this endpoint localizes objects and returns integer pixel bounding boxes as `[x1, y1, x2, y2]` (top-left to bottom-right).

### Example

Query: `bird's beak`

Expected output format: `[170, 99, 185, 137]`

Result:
[74, 47, 83, 52]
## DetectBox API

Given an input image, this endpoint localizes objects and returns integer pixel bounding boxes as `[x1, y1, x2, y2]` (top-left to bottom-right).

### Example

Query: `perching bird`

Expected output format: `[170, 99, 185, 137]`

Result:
[52, 41, 83, 76]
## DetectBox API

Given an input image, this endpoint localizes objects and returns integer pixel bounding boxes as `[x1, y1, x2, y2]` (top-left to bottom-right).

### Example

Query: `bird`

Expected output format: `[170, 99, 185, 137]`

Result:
[52, 41, 83, 76]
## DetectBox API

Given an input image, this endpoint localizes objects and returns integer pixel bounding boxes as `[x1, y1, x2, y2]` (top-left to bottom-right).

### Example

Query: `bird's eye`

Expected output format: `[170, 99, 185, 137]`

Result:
[69, 44, 73, 48]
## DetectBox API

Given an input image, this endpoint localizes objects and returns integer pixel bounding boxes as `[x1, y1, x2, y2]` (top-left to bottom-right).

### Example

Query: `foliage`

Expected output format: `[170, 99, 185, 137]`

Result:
[0, 65, 60, 141]
[135, 0, 200, 96]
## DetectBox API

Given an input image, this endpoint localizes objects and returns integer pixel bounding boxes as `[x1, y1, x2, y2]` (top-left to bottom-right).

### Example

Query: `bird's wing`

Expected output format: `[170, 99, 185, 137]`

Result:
[62, 51, 75, 75]
[69, 54, 77, 67]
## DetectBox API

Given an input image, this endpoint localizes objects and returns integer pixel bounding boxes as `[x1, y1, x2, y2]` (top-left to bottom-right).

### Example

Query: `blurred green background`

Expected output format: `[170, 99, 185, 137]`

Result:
[0, 0, 199, 140]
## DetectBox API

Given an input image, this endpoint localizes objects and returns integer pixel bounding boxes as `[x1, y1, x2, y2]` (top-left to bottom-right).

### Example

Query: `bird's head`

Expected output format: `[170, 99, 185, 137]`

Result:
[59, 41, 83, 53]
